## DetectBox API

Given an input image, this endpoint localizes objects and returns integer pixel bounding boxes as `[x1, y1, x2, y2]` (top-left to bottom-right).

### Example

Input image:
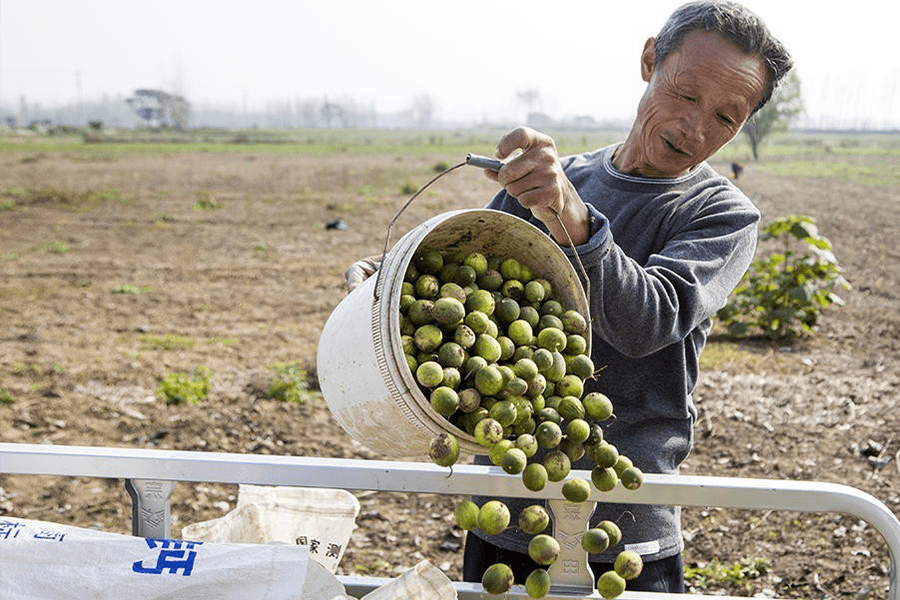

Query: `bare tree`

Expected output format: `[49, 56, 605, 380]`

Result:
[167, 95, 190, 130]
[742, 70, 804, 159]
[516, 89, 542, 121]
[410, 93, 436, 127]
[321, 98, 345, 128]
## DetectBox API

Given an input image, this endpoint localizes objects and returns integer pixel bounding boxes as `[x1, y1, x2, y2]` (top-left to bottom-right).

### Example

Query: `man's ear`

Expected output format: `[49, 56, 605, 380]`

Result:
[641, 37, 656, 82]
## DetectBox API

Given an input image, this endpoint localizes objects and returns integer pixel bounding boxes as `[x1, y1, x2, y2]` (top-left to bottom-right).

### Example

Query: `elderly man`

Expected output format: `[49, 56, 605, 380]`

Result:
[461, 0, 793, 593]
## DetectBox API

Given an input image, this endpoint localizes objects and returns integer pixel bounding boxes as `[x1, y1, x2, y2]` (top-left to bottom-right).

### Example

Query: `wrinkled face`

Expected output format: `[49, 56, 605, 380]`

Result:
[627, 30, 767, 178]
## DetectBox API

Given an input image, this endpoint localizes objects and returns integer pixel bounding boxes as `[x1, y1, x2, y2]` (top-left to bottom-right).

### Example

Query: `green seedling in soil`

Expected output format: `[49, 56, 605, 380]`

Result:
[155, 367, 211, 405]
[268, 361, 316, 403]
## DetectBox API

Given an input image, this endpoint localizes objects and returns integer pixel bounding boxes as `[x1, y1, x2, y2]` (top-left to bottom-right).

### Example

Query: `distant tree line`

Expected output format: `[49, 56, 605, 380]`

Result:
[3, 92, 420, 130]
[3, 75, 811, 140]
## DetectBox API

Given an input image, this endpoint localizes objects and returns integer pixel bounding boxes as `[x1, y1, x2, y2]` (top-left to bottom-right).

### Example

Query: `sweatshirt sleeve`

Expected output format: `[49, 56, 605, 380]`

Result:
[569, 193, 759, 358]
[486, 182, 760, 359]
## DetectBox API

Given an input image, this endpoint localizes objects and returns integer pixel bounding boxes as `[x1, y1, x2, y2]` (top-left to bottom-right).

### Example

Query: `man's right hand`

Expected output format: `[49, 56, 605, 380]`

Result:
[488, 127, 590, 247]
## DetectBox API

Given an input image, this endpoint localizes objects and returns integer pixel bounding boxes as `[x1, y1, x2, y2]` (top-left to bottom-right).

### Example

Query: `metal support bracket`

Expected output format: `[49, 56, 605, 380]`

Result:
[547, 498, 597, 594]
[124, 478, 175, 538]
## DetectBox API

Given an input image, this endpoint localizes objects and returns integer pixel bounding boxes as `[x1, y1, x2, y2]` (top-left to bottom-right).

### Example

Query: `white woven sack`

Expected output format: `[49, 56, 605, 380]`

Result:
[359, 560, 457, 600]
[0, 516, 352, 600]
[182, 485, 359, 573]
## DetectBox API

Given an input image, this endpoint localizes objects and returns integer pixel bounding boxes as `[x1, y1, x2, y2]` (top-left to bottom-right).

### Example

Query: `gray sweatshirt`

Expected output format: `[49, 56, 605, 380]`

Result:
[473, 143, 760, 563]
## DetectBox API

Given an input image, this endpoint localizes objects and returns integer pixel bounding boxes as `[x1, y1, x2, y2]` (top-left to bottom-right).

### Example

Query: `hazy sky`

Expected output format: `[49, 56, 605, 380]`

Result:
[2, 0, 899, 128]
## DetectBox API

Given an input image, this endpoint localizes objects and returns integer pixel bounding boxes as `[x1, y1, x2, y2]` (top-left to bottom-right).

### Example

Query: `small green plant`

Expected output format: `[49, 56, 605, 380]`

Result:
[193, 191, 222, 211]
[717, 214, 850, 339]
[88, 189, 127, 203]
[0, 389, 15, 404]
[400, 182, 418, 195]
[112, 284, 153, 294]
[267, 361, 315, 403]
[140, 333, 195, 350]
[353, 557, 391, 575]
[1, 187, 30, 202]
[685, 557, 769, 592]
[38, 240, 70, 255]
[156, 367, 211, 405]
[153, 214, 178, 225]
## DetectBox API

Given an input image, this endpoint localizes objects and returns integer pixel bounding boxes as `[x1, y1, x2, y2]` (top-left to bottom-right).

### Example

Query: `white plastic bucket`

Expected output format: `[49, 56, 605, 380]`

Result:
[316, 209, 589, 458]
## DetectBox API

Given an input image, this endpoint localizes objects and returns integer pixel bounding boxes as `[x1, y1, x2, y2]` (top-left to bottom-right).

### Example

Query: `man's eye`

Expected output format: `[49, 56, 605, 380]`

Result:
[718, 114, 736, 125]
[679, 94, 696, 102]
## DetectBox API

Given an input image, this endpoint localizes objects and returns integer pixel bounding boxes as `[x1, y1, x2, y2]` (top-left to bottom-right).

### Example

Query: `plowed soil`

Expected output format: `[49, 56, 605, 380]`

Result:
[1, 144, 898, 597]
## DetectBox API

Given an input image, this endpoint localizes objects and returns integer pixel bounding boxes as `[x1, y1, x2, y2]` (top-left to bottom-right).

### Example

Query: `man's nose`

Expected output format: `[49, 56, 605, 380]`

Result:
[678, 107, 706, 142]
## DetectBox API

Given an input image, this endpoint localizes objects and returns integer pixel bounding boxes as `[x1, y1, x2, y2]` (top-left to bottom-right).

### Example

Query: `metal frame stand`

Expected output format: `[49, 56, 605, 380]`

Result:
[2, 443, 898, 599]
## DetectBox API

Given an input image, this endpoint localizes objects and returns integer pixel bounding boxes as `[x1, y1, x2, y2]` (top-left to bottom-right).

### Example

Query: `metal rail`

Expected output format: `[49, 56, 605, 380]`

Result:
[2, 442, 899, 599]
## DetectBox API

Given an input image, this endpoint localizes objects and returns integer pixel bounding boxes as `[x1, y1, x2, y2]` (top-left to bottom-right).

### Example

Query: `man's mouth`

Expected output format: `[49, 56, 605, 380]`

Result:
[662, 136, 689, 157]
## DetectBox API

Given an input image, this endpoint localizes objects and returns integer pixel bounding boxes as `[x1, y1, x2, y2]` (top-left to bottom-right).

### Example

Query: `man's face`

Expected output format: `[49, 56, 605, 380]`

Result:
[627, 30, 767, 178]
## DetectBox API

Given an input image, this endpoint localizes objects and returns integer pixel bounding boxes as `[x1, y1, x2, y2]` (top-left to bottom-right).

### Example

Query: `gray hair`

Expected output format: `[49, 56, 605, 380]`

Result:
[654, 1, 793, 114]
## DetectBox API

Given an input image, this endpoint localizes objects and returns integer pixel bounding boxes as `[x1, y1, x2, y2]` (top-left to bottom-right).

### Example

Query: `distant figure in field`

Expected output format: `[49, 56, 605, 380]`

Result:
[731, 160, 744, 179]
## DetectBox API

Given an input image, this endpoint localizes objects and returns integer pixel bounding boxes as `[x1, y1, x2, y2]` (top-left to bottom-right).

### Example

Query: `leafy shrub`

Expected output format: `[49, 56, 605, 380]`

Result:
[717, 215, 849, 339]
[156, 367, 212, 405]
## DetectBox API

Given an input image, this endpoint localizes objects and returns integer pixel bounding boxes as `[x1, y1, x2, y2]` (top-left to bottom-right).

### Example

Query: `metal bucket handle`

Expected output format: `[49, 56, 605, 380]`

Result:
[373, 154, 590, 309]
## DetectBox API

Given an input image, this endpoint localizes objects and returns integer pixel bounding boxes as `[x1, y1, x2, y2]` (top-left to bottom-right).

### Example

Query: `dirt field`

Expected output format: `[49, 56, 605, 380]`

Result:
[1, 141, 898, 598]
